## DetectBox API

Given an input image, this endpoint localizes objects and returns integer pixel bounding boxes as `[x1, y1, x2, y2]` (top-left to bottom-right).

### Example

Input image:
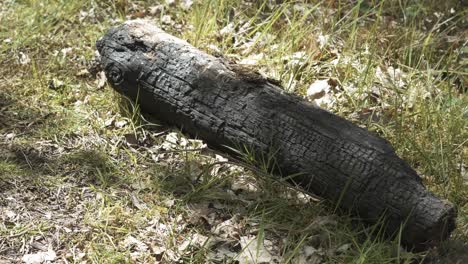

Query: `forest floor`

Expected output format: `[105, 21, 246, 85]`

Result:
[1, 0, 467, 263]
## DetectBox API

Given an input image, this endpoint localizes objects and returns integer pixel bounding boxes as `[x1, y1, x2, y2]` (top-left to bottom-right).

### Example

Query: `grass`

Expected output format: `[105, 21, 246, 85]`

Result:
[0, 0, 466, 263]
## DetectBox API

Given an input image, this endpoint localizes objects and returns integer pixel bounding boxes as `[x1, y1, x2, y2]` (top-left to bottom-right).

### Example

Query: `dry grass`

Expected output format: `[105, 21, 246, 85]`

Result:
[0, 0, 466, 263]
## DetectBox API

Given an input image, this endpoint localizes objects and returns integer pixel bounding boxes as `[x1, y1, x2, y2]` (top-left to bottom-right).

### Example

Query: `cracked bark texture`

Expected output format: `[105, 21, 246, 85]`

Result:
[96, 20, 456, 250]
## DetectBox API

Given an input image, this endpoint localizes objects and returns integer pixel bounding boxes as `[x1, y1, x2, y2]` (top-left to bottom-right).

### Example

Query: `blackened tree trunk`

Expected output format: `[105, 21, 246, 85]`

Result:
[96, 20, 456, 250]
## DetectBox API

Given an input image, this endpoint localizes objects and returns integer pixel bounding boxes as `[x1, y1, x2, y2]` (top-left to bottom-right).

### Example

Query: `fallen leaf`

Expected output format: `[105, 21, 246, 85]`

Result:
[121, 235, 149, 252]
[161, 15, 172, 25]
[60, 47, 73, 57]
[22, 249, 56, 264]
[76, 69, 90, 77]
[124, 133, 139, 146]
[19, 52, 31, 65]
[95, 71, 107, 89]
[212, 215, 241, 239]
[104, 117, 115, 127]
[130, 194, 148, 210]
[181, 0, 193, 10]
[149, 5, 163, 16]
[207, 238, 239, 261]
[294, 245, 323, 264]
[4, 208, 16, 219]
[239, 53, 264, 65]
[220, 23, 235, 37]
[48, 79, 64, 90]
[336, 243, 351, 254]
[163, 198, 175, 208]
[114, 120, 128, 128]
[307, 79, 330, 99]
[236, 235, 274, 264]
[317, 33, 329, 49]
[5, 133, 15, 140]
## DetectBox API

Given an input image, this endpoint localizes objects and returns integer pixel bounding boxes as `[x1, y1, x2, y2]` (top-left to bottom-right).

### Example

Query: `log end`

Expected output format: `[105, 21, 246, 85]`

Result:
[404, 195, 457, 251]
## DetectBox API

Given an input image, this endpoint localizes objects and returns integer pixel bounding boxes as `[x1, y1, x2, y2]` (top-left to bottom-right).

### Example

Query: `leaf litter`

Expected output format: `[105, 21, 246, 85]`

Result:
[1, 0, 466, 263]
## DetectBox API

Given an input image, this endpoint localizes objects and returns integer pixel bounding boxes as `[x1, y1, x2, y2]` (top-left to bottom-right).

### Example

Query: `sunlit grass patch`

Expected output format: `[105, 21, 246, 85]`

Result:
[0, 0, 466, 262]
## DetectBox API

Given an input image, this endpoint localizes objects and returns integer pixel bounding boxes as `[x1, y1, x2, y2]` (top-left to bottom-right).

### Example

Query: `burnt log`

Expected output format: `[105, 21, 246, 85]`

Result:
[96, 20, 456, 250]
